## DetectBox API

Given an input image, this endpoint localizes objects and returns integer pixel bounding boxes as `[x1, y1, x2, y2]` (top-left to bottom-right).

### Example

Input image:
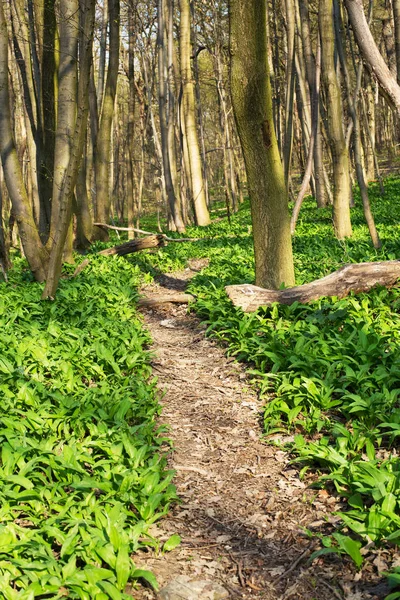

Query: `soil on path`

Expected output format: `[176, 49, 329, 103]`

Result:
[133, 260, 388, 600]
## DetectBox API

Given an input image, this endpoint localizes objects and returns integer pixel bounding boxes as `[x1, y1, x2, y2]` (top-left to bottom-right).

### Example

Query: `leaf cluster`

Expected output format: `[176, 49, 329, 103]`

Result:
[0, 255, 177, 598]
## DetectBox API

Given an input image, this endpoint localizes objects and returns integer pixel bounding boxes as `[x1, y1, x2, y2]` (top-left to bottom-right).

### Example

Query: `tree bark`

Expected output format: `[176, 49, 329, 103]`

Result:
[344, 0, 400, 116]
[393, 0, 400, 84]
[230, 0, 295, 289]
[94, 0, 120, 235]
[49, 0, 79, 239]
[158, 0, 185, 232]
[283, 0, 296, 193]
[42, 0, 95, 298]
[179, 0, 210, 225]
[0, 0, 47, 281]
[291, 42, 322, 233]
[298, 0, 328, 207]
[320, 0, 353, 239]
[125, 6, 137, 240]
[333, 0, 380, 249]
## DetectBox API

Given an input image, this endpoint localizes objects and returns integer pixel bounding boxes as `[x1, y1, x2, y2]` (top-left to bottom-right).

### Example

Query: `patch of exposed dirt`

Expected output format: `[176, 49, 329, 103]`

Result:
[133, 261, 388, 600]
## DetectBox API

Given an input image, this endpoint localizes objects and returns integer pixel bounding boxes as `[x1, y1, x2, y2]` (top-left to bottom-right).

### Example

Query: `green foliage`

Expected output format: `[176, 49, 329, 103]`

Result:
[139, 179, 400, 574]
[0, 255, 177, 598]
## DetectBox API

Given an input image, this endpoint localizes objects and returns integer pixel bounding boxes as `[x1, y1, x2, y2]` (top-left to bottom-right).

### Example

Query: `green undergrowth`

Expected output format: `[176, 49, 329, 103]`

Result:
[137, 179, 400, 583]
[0, 255, 177, 599]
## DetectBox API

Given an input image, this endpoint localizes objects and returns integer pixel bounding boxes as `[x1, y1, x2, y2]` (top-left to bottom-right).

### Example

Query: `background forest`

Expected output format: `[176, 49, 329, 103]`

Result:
[3, 0, 400, 290]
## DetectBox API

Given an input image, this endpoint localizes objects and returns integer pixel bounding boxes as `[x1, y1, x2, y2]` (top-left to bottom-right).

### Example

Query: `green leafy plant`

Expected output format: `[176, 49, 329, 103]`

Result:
[0, 254, 177, 598]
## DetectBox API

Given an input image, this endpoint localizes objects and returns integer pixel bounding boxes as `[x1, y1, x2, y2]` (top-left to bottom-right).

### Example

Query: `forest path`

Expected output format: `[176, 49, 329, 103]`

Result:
[133, 261, 377, 600]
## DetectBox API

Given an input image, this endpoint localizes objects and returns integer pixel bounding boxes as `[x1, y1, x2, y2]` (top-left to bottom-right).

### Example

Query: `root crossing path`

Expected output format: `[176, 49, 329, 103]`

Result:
[135, 263, 380, 600]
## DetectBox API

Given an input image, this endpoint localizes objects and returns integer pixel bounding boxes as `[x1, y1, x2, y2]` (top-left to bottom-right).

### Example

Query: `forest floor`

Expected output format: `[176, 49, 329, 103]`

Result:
[132, 260, 388, 600]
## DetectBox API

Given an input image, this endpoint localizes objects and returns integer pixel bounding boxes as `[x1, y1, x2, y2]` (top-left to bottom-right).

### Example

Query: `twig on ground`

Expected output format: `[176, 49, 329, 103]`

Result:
[318, 578, 344, 600]
[229, 553, 246, 588]
[173, 465, 212, 476]
[274, 545, 314, 583]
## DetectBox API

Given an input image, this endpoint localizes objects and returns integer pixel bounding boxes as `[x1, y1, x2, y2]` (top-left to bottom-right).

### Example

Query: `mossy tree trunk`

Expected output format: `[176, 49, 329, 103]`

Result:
[230, 0, 295, 290]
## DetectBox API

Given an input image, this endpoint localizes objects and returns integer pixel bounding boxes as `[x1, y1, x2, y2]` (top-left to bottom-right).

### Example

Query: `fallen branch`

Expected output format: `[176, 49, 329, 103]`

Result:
[93, 222, 203, 243]
[94, 223, 157, 236]
[226, 260, 400, 311]
[72, 235, 165, 277]
[97, 235, 165, 256]
[138, 293, 195, 306]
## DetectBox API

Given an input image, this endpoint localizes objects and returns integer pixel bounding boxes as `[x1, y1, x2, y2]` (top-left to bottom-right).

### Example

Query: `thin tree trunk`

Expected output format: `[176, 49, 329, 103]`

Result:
[230, 0, 295, 289]
[320, 0, 352, 239]
[97, 0, 108, 110]
[126, 5, 136, 240]
[362, 75, 376, 181]
[283, 0, 296, 192]
[192, 1, 209, 207]
[291, 42, 322, 233]
[179, 0, 210, 225]
[0, 0, 47, 281]
[48, 0, 79, 242]
[75, 142, 93, 250]
[42, 0, 95, 298]
[215, 46, 238, 212]
[334, 0, 380, 248]
[158, 0, 185, 232]
[167, 0, 184, 226]
[298, 0, 328, 207]
[344, 0, 400, 116]
[94, 0, 119, 236]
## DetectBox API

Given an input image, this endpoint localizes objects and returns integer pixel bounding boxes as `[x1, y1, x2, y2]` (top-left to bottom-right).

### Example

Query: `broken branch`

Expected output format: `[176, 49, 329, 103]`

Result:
[138, 293, 195, 306]
[93, 222, 203, 243]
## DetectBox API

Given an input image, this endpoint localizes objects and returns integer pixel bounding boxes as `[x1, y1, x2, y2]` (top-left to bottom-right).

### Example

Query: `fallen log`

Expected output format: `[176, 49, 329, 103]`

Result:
[98, 234, 165, 256]
[138, 293, 195, 307]
[226, 260, 400, 312]
[72, 235, 165, 277]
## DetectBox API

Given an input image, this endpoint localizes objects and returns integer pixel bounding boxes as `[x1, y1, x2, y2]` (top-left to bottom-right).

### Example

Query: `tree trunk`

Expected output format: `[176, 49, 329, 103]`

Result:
[298, 0, 328, 207]
[42, 0, 95, 298]
[320, 0, 352, 239]
[94, 0, 119, 235]
[48, 0, 79, 241]
[0, 0, 47, 281]
[344, 0, 400, 117]
[333, 0, 380, 248]
[393, 0, 400, 84]
[167, 0, 185, 226]
[179, 0, 210, 225]
[230, 0, 295, 289]
[126, 5, 136, 240]
[158, 0, 185, 232]
[283, 0, 296, 192]
[75, 144, 93, 250]
[191, 1, 210, 208]
[291, 42, 322, 233]
[362, 75, 376, 182]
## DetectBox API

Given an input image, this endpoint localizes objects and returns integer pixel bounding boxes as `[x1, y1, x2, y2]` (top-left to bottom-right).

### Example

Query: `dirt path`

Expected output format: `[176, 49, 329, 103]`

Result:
[133, 262, 386, 600]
